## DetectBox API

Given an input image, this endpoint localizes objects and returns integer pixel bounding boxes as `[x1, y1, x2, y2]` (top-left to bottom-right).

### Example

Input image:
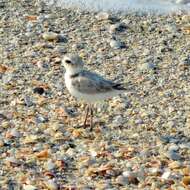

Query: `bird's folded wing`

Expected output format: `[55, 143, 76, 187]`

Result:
[71, 72, 114, 94]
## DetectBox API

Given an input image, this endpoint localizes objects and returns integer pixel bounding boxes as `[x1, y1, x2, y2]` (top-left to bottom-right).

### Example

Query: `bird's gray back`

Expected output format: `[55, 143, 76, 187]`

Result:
[71, 70, 115, 94]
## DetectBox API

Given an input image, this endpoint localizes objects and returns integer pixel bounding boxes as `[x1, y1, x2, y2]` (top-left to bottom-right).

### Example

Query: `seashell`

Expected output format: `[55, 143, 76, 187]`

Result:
[0, 140, 4, 147]
[44, 180, 58, 190]
[1, 121, 11, 128]
[36, 149, 49, 159]
[181, 15, 190, 22]
[23, 185, 37, 190]
[89, 149, 98, 157]
[149, 167, 161, 176]
[25, 15, 37, 22]
[182, 166, 190, 176]
[182, 176, 190, 187]
[23, 135, 38, 144]
[122, 18, 131, 25]
[6, 157, 19, 164]
[53, 57, 62, 64]
[0, 64, 8, 73]
[168, 161, 182, 169]
[182, 26, 190, 34]
[55, 160, 65, 170]
[44, 171, 55, 179]
[161, 170, 171, 180]
[72, 129, 82, 138]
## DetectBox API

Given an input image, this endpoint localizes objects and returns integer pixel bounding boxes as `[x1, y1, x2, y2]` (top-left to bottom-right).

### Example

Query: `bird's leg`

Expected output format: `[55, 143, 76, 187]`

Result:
[89, 105, 94, 131]
[83, 105, 89, 127]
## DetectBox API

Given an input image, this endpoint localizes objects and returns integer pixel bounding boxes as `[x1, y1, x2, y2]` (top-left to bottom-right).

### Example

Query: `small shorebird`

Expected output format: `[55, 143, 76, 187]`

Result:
[62, 54, 126, 130]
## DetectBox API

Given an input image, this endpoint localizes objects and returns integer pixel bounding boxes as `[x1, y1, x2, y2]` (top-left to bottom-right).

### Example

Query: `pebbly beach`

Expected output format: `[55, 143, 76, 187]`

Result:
[0, 0, 190, 189]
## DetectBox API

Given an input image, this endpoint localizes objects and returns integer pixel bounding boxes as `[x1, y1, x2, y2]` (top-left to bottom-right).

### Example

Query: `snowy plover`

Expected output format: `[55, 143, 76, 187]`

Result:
[62, 54, 126, 130]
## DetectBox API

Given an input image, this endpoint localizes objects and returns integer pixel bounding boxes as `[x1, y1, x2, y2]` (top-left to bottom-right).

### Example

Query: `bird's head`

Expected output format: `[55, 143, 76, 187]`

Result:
[62, 54, 84, 74]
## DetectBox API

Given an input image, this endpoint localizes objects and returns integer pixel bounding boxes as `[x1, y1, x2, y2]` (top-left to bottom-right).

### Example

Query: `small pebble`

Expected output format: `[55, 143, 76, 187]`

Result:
[24, 96, 34, 107]
[138, 62, 157, 72]
[2, 73, 12, 84]
[149, 167, 161, 175]
[45, 180, 58, 190]
[10, 128, 21, 138]
[179, 143, 190, 149]
[168, 144, 179, 152]
[42, 32, 58, 41]
[45, 160, 56, 170]
[122, 170, 133, 177]
[112, 115, 123, 126]
[54, 46, 67, 54]
[33, 87, 45, 95]
[167, 150, 182, 161]
[161, 170, 171, 180]
[36, 115, 48, 123]
[109, 39, 125, 49]
[181, 55, 190, 65]
[6, 157, 19, 164]
[57, 34, 68, 43]
[181, 15, 190, 22]
[116, 175, 129, 185]
[109, 23, 127, 33]
[96, 12, 110, 21]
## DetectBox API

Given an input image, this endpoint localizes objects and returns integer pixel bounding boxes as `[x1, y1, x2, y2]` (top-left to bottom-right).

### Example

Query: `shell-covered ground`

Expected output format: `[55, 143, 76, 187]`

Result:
[0, 0, 190, 189]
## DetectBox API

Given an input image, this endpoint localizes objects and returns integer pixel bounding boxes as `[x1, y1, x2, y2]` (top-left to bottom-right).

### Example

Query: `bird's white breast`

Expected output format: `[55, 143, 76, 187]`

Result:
[65, 73, 85, 100]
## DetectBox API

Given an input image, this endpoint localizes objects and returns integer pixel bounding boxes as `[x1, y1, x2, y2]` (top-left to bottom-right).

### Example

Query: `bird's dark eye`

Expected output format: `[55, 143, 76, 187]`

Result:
[65, 59, 72, 64]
